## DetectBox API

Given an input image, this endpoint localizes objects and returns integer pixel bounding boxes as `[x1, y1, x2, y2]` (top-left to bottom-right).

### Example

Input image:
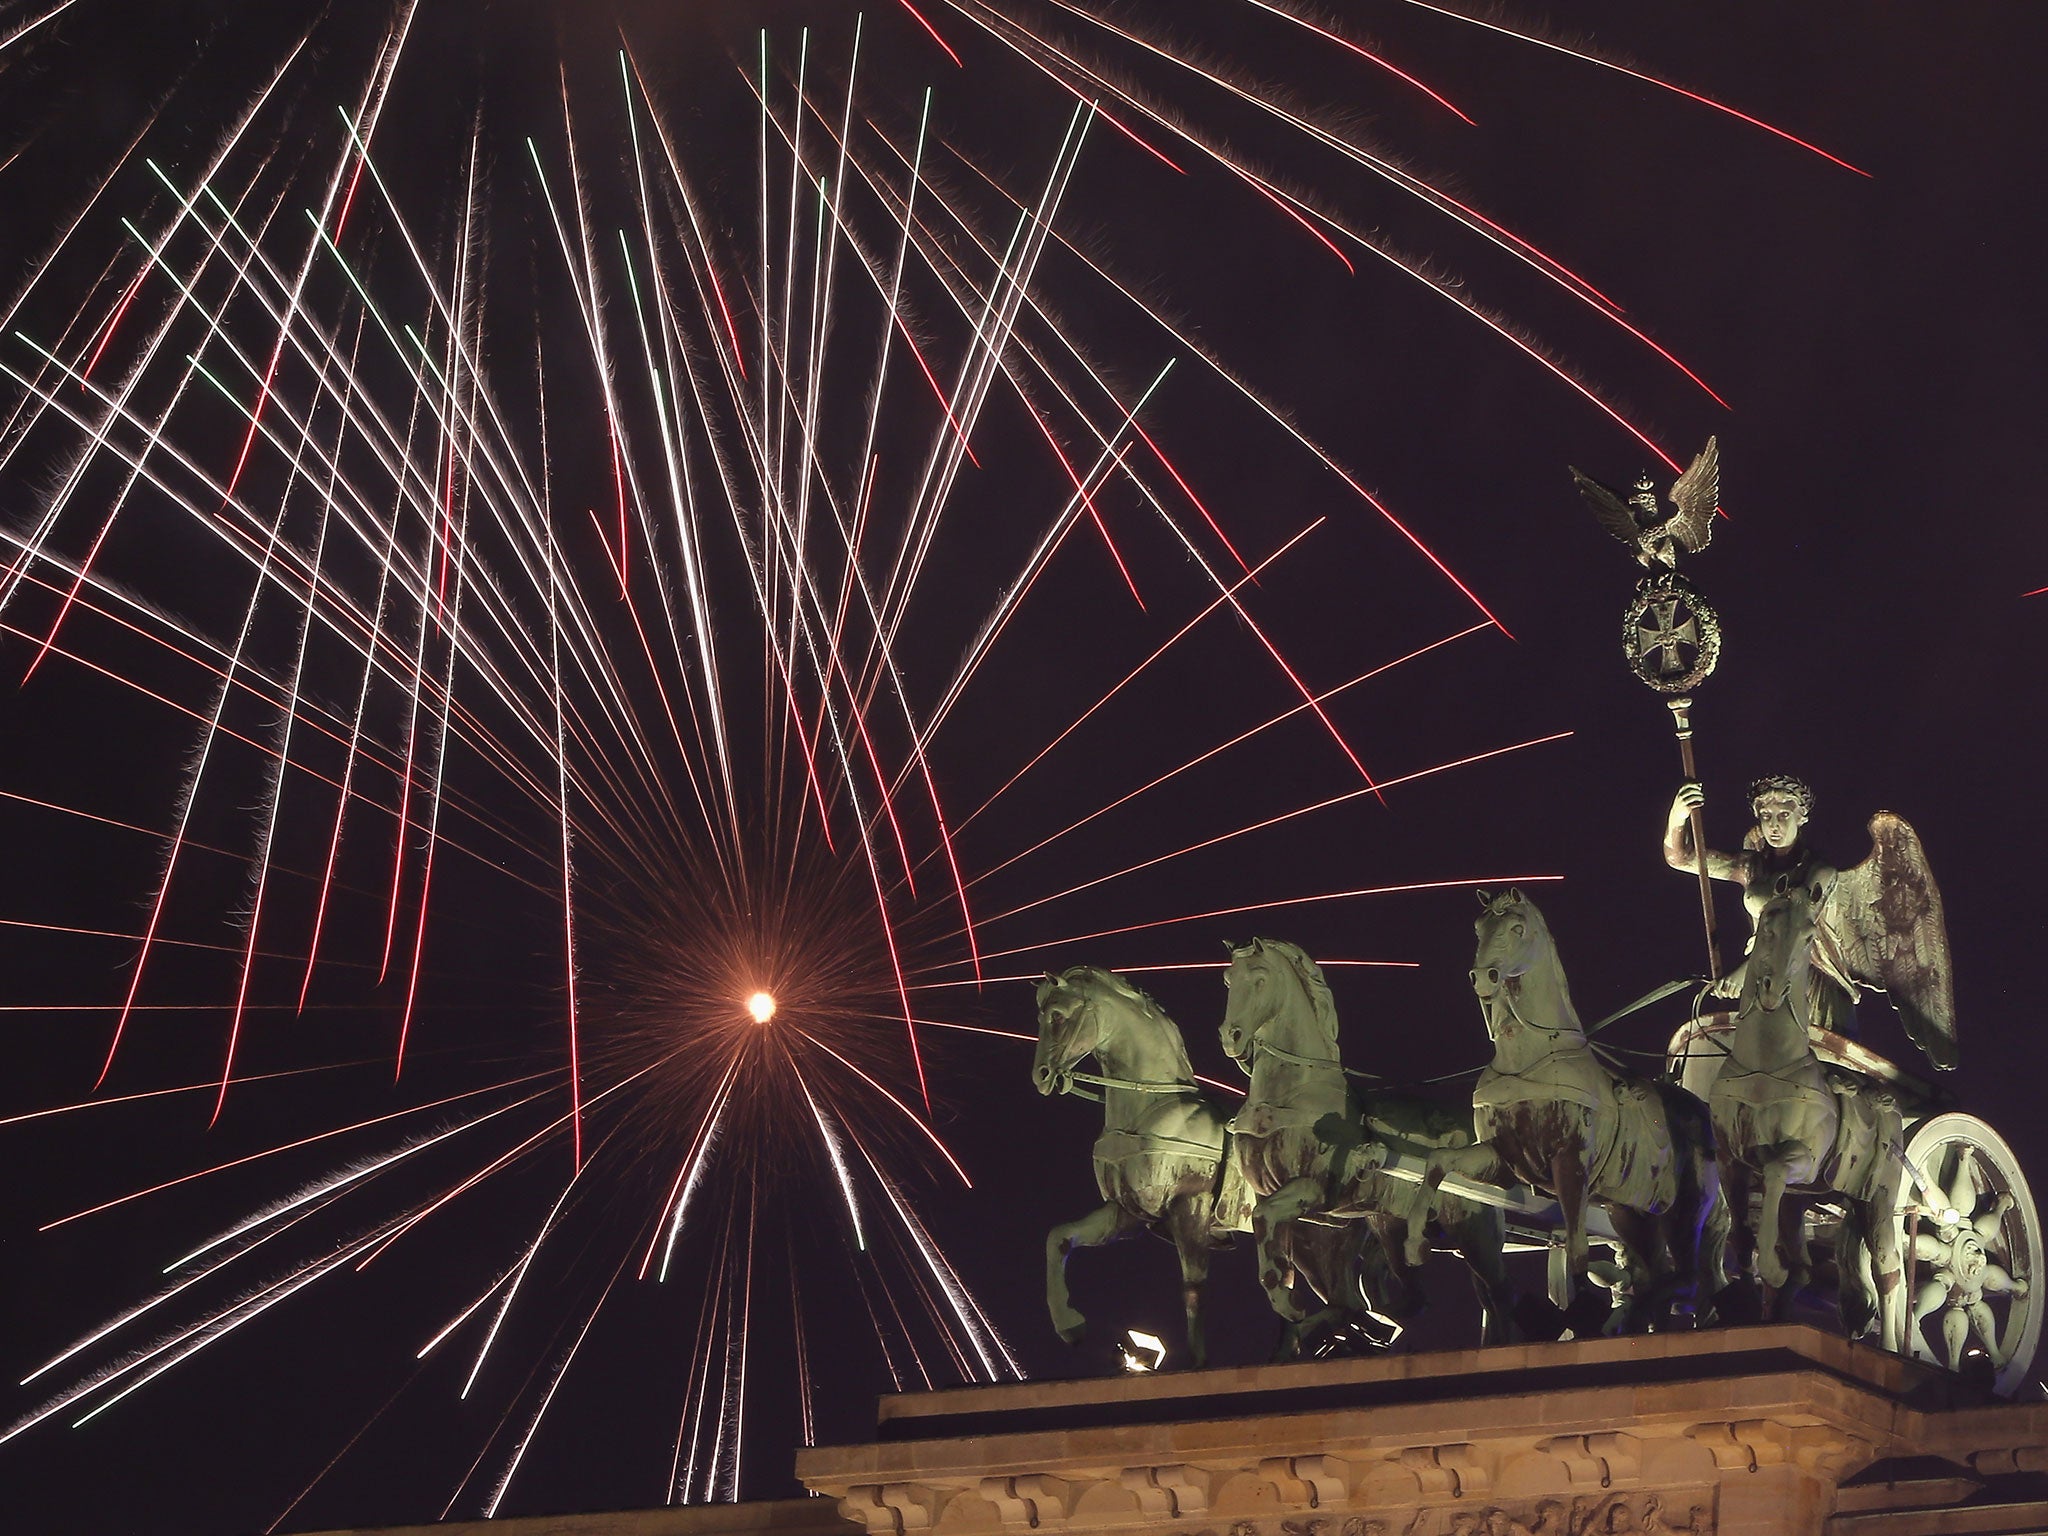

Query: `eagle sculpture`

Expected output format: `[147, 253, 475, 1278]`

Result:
[1572, 436, 1719, 569]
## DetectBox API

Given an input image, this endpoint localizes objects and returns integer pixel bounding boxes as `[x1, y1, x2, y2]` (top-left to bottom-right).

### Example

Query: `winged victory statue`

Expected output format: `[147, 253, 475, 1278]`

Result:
[1665, 774, 1958, 1071]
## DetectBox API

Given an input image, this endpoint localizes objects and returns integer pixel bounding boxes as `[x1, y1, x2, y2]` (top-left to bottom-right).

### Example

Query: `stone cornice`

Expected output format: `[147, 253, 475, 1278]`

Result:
[798, 1327, 2040, 1536]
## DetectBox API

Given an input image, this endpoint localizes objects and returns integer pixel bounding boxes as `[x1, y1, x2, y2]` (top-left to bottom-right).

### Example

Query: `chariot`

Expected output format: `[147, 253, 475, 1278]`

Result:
[1674, 1014, 2042, 1392]
[1363, 1010, 2042, 1394]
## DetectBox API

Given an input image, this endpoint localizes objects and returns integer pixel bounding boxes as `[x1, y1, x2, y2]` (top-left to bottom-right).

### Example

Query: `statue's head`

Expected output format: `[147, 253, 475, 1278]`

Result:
[1747, 774, 1815, 851]
[1628, 470, 1659, 521]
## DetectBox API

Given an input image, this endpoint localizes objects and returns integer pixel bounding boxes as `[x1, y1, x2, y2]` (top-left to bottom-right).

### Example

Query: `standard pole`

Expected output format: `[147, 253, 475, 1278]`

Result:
[1666, 696, 1721, 980]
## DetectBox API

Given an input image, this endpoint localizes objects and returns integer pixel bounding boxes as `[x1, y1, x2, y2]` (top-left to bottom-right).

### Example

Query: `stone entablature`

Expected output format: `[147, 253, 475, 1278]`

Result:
[795, 1327, 2048, 1536]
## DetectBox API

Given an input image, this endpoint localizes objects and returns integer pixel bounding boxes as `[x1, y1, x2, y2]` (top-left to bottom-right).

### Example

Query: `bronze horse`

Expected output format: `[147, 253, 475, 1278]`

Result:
[1219, 938, 1517, 1355]
[1425, 890, 1723, 1328]
[1708, 879, 1907, 1345]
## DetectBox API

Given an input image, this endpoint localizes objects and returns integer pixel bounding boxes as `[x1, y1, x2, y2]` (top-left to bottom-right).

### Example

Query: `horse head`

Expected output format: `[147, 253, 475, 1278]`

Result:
[1471, 887, 1545, 1003]
[1033, 967, 1103, 1096]
[1219, 939, 1276, 1064]
[1220, 938, 1337, 1066]
[1744, 875, 1824, 1015]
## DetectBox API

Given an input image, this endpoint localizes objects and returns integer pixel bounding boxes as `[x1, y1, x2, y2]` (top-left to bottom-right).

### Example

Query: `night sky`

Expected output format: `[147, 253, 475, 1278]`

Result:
[2, 5, 2046, 1534]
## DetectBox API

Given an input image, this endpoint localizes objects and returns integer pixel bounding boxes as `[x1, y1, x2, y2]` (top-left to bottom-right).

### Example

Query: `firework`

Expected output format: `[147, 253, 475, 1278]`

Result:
[0, 4, 1865, 1528]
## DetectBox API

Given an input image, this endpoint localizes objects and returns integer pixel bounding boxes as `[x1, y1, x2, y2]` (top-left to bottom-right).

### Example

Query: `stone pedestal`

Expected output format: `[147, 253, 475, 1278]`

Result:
[795, 1326, 2048, 1536]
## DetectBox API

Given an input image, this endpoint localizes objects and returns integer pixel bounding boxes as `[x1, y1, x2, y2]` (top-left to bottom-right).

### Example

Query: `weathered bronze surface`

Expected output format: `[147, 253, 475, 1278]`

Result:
[1572, 438, 1719, 572]
[1218, 939, 1516, 1357]
[1421, 892, 1723, 1328]
[1698, 880, 1909, 1347]
[1663, 782, 1956, 1070]
[1018, 444, 2024, 1388]
[1034, 966, 1249, 1368]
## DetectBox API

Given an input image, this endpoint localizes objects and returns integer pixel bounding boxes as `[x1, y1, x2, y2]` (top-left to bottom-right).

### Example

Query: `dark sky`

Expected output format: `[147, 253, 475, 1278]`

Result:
[2, 4, 2046, 1534]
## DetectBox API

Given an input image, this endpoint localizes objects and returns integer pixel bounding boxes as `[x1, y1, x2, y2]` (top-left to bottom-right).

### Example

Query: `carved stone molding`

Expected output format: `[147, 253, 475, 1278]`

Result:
[1400, 1445, 1492, 1500]
[1155, 1493, 1711, 1536]
[1969, 1444, 2048, 1477]
[841, 1483, 945, 1536]
[1683, 1421, 1875, 1486]
[1255, 1456, 1352, 1510]
[982, 1476, 1076, 1529]
[1539, 1435, 1643, 1489]
[797, 1328, 2048, 1536]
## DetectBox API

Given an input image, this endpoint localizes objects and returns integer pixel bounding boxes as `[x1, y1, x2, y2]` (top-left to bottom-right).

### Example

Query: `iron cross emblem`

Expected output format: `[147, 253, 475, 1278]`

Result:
[1639, 597, 1696, 675]
[1622, 574, 1720, 694]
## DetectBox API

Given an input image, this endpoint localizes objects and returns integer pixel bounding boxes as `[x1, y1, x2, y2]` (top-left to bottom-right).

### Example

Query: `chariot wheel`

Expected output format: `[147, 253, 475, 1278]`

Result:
[1898, 1112, 2043, 1394]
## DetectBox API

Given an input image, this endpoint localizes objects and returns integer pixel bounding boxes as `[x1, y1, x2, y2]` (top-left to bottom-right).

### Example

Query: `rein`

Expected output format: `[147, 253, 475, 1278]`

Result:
[1587, 976, 1707, 1036]
[1489, 970, 1704, 1041]
[1052, 1070, 1226, 1161]
[1488, 971, 1714, 1078]
[1239, 1033, 1381, 1080]
[1238, 1029, 1487, 1091]
[1056, 1068, 1200, 1103]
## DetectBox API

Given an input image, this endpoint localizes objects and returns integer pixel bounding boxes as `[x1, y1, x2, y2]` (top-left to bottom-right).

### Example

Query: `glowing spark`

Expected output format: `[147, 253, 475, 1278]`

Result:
[746, 991, 777, 1025]
[1389, 0, 1870, 176]
[975, 873, 1569, 962]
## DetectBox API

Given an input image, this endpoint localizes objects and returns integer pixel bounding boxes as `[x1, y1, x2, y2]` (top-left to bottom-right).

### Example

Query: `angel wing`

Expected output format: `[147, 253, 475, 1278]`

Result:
[1665, 436, 1719, 555]
[1818, 811, 1958, 1070]
[1570, 465, 1643, 549]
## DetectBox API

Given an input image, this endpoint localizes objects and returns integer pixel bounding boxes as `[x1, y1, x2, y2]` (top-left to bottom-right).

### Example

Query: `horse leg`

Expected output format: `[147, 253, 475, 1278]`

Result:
[1604, 1207, 1666, 1333]
[1698, 1181, 1733, 1326]
[1834, 1204, 1877, 1339]
[1358, 1213, 1425, 1322]
[1046, 1202, 1139, 1344]
[1716, 1153, 1751, 1281]
[1446, 1198, 1517, 1346]
[1549, 1141, 1591, 1310]
[1421, 1142, 1510, 1270]
[1911, 1276, 1946, 1350]
[1671, 1098, 1722, 1325]
[1164, 1193, 1214, 1369]
[1252, 1176, 1324, 1325]
[1863, 1153, 1909, 1354]
[1756, 1149, 1805, 1292]
[1288, 1222, 1380, 1359]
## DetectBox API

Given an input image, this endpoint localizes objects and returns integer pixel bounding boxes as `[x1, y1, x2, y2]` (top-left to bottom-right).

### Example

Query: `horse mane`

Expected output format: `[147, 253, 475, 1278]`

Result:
[1062, 966, 1194, 1078]
[1255, 940, 1339, 1047]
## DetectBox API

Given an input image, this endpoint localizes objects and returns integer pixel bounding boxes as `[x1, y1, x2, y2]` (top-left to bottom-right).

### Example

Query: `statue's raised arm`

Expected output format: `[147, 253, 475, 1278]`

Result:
[1819, 811, 1958, 1071]
[1663, 780, 1748, 885]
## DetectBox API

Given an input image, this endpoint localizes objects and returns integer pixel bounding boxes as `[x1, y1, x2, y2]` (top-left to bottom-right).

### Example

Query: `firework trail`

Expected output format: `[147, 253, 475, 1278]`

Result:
[0, 3, 1863, 1526]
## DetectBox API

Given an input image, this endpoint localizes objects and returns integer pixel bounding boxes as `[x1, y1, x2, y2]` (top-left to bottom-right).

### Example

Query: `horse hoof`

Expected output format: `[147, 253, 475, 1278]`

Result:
[1054, 1315, 1088, 1346]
